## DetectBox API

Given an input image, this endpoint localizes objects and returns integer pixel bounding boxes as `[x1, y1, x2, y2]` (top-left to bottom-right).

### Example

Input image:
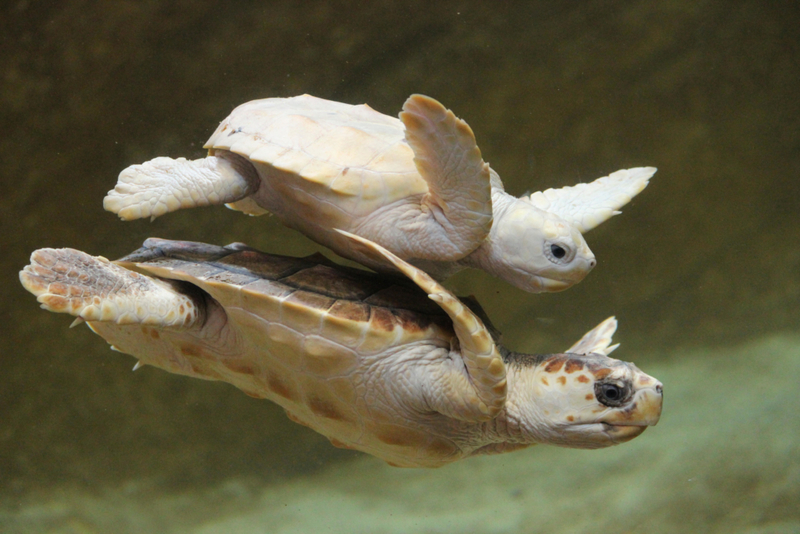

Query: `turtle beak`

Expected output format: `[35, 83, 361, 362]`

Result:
[636, 381, 663, 426]
[602, 379, 663, 442]
[631, 376, 663, 426]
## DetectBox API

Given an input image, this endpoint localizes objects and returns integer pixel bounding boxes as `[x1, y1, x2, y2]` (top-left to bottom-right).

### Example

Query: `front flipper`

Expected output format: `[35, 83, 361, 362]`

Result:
[20, 248, 201, 328]
[565, 316, 619, 356]
[336, 229, 506, 421]
[523, 167, 656, 233]
[104, 152, 261, 221]
[400, 95, 493, 258]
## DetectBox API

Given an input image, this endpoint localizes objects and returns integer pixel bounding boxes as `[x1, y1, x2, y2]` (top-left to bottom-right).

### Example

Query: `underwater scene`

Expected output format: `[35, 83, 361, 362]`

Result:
[1, 1, 798, 532]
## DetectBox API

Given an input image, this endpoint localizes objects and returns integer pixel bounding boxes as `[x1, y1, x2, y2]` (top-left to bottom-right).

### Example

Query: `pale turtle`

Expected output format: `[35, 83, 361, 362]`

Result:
[104, 94, 656, 293]
[19, 233, 662, 468]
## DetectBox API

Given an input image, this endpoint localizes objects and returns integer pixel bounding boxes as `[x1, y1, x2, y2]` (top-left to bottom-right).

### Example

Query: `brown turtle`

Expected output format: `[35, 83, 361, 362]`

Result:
[19, 234, 662, 467]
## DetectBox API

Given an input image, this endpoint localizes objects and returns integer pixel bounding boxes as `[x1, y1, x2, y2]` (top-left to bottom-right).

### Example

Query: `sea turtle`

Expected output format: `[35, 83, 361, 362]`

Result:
[19, 234, 662, 468]
[104, 94, 655, 293]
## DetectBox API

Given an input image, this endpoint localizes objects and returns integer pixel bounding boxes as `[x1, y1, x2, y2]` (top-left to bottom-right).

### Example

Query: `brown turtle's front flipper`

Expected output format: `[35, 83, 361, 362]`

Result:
[20, 248, 202, 328]
[335, 229, 506, 421]
[400, 95, 493, 258]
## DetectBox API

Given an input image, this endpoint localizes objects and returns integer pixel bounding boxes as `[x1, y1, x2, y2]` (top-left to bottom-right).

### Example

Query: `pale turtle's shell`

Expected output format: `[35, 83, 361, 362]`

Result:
[204, 95, 428, 213]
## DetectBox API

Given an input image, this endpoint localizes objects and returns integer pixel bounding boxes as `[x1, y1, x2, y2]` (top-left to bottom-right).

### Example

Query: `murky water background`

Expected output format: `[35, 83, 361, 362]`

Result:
[1, 1, 798, 532]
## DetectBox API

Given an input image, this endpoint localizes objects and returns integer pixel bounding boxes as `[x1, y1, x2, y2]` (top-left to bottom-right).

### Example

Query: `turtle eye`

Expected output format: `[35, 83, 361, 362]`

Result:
[544, 241, 575, 264]
[595, 381, 631, 407]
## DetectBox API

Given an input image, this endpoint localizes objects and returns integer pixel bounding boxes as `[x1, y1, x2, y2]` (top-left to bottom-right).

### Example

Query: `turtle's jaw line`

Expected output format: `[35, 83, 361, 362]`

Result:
[530, 274, 579, 293]
[601, 423, 648, 444]
[538, 277, 571, 293]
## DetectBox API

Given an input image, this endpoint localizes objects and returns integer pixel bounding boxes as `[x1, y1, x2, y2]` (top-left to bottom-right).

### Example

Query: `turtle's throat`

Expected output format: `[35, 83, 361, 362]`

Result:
[475, 360, 548, 446]
[457, 190, 515, 273]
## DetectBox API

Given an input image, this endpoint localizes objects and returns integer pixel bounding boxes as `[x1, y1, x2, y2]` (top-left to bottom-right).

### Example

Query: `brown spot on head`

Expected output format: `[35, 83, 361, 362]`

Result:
[565, 359, 584, 373]
[544, 356, 566, 373]
[576, 374, 590, 383]
[566, 415, 574, 422]
[557, 376, 566, 385]
[541, 377, 549, 386]
[586, 393, 595, 401]
[266, 373, 296, 401]
[308, 396, 347, 421]
[593, 368, 612, 380]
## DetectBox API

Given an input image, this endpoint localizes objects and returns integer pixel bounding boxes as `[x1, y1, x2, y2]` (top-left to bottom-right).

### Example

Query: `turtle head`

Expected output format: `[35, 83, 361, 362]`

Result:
[507, 352, 662, 448]
[469, 197, 596, 293]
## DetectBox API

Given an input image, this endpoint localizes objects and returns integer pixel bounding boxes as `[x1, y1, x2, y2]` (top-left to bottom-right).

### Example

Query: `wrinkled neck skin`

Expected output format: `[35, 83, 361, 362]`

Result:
[461, 188, 530, 272]
[460, 187, 595, 293]
[471, 358, 553, 449]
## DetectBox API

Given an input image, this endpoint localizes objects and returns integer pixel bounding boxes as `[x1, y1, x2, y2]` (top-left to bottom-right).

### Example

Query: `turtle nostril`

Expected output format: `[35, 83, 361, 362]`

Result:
[655, 384, 663, 395]
[589, 259, 596, 269]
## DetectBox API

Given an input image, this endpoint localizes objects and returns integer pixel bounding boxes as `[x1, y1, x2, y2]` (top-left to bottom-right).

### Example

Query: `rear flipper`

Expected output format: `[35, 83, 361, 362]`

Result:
[565, 316, 619, 356]
[523, 167, 656, 233]
[20, 248, 201, 328]
[104, 151, 261, 221]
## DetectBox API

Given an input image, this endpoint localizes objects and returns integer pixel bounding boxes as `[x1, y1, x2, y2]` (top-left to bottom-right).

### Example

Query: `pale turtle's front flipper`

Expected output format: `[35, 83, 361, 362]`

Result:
[565, 316, 619, 356]
[104, 152, 261, 221]
[336, 229, 506, 422]
[20, 248, 201, 328]
[523, 167, 656, 233]
[400, 95, 493, 258]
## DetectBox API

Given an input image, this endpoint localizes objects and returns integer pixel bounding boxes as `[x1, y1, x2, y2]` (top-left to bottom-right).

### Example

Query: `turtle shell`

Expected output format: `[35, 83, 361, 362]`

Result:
[204, 95, 428, 216]
[120, 238, 457, 354]
[104, 239, 498, 466]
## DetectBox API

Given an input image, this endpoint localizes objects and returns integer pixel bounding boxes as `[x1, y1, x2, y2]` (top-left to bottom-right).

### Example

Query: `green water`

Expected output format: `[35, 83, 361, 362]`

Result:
[1, 1, 798, 532]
